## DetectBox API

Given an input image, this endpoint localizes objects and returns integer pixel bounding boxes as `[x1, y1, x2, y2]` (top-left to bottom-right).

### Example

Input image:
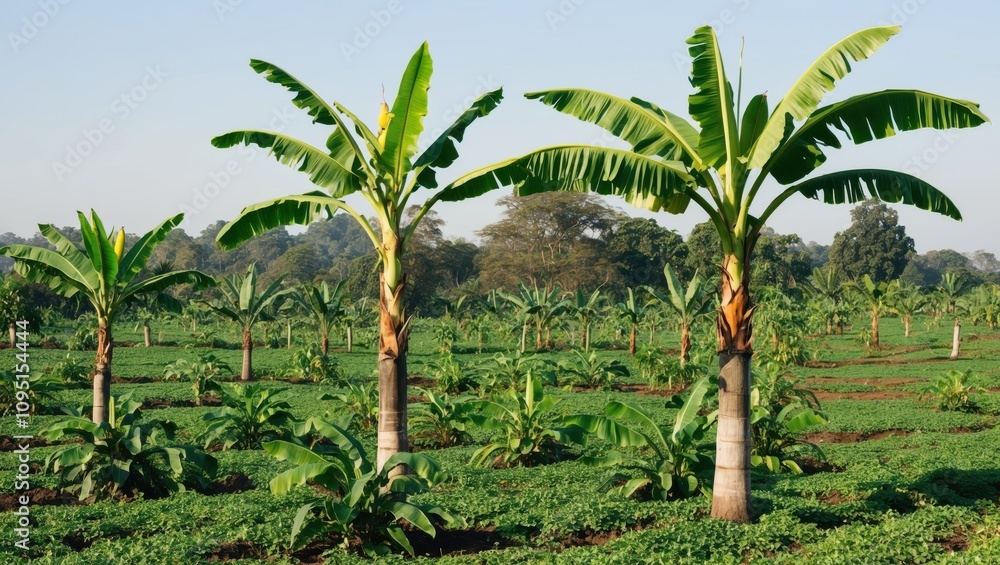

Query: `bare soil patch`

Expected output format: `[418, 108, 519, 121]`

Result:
[0, 488, 83, 512]
[0, 436, 52, 450]
[812, 390, 915, 402]
[616, 382, 687, 397]
[806, 377, 922, 387]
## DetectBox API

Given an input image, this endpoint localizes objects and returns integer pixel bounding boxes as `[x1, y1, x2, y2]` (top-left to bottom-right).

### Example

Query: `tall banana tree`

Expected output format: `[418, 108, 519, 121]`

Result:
[211, 43, 503, 472]
[203, 263, 292, 381]
[435, 25, 988, 521]
[294, 280, 348, 355]
[0, 212, 213, 423]
[645, 265, 713, 366]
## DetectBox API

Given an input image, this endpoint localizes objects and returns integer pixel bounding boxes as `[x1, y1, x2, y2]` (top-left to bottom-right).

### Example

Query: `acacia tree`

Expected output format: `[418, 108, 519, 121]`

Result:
[211, 43, 503, 471]
[441, 25, 987, 521]
[0, 212, 213, 423]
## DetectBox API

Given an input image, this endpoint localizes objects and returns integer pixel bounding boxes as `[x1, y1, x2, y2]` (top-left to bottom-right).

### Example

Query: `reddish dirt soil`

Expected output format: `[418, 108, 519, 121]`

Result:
[812, 390, 915, 402]
[141, 396, 223, 409]
[936, 527, 970, 553]
[111, 376, 154, 384]
[0, 488, 83, 512]
[805, 377, 922, 387]
[807, 426, 987, 445]
[195, 474, 255, 496]
[616, 382, 688, 397]
[0, 436, 52, 450]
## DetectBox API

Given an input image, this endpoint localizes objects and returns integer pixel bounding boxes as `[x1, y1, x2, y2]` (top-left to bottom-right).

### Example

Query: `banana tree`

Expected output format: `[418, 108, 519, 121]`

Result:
[804, 267, 847, 334]
[435, 25, 987, 521]
[569, 289, 604, 352]
[645, 264, 713, 365]
[937, 271, 968, 314]
[616, 288, 646, 356]
[0, 212, 213, 423]
[294, 280, 349, 355]
[889, 281, 925, 337]
[211, 43, 503, 472]
[203, 263, 292, 381]
[850, 275, 895, 347]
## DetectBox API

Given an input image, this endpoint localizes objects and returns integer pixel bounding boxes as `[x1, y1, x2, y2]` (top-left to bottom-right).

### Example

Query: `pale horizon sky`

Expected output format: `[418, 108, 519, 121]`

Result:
[2, 1, 997, 256]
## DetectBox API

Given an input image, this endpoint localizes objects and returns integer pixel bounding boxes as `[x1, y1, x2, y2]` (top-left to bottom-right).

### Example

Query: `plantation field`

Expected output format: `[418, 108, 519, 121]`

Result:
[3, 315, 1000, 564]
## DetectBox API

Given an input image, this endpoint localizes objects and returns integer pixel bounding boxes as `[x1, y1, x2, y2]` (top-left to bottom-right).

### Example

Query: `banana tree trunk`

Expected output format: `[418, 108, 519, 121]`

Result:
[950, 319, 961, 360]
[287, 321, 292, 349]
[321, 332, 329, 355]
[871, 313, 880, 348]
[584, 325, 591, 353]
[545, 326, 552, 349]
[680, 324, 691, 366]
[711, 255, 753, 523]
[904, 315, 911, 338]
[520, 321, 528, 353]
[143, 324, 152, 347]
[535, 320, 543, 350]
[92, 322, 113, 424]
[628, 323, 637, 355]
[346, 326, 353, 353]
[241, 328, 253, 381]
[649, 322, 655, 345]
[376, 270, 409, 475]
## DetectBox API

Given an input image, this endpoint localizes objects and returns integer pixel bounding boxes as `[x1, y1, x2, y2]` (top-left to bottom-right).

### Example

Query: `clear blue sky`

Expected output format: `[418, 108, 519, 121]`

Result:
[2, 0, 997, 256]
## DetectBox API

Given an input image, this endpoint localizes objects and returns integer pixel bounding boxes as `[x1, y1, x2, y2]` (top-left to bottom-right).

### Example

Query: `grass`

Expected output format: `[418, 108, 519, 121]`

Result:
[2, 313, 998, 563]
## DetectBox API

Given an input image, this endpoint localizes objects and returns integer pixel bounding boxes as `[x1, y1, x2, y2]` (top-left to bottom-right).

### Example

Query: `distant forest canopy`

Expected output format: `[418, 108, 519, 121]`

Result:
[2, 195, 998, 316]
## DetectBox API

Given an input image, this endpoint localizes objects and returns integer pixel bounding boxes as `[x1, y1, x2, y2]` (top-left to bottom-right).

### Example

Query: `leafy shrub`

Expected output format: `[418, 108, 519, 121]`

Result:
[750, 364, 828, 473]
[200, 383, 296, 450]
[558, 349, 630, 390]
[163, 353, 233, 406]
[409, 388, 477, 449]
[920, 369, 976, 412]
[422, 350, 478, 394]
[65, 322, 98, 351]
[41, 394, 216, 500]
[565, 376, 717, 500]
[469, 371, 584, 468]
[481, 351, 555, 396]
[433, 319, 459, 353]
[0, 371, 66, 416]
[44, 354, 90, 386]
[634, 346, 668, 387]
[264, 417, 462, 556]
[290, 344, 346, 384]
[323, 381, 378, 429]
